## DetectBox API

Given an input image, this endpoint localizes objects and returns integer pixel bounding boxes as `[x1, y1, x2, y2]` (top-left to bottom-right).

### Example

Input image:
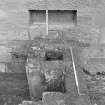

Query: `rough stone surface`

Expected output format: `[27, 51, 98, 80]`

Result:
[0, 0, 104, 42]
[1, 0, 105, 105]
[42, 92, 65, 105]
[22, 100, 42, 105]
[72, 95, 91, 105]
[0, 73, 30, 105]
[79, 46, 105, 74]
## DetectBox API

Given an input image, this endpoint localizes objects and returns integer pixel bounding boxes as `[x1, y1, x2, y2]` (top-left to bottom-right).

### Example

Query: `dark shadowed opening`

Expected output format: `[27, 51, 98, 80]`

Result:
[48, 10, 77, 25]
[29, 10, 46, 25]
[44, 50, 66, 93]
[45, 50, 63, 61]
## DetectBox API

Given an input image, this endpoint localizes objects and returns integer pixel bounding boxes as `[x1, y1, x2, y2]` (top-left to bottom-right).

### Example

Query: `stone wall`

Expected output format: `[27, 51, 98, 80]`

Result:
[0, 0, 104, 42]
[48, 10, 77, 30]
[1, 0, 105, 104]
[0, 73, 30, 105]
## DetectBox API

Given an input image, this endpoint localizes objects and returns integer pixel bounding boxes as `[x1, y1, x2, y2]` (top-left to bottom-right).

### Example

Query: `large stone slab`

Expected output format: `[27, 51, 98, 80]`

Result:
[42, 92, 65, 105]
[21, 100, 42, 105]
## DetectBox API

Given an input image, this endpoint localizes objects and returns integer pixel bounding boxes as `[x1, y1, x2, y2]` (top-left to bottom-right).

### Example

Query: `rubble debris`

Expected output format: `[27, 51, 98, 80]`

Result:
[25, 34, 92, 104]
[82, 66, 105, 104]
[82, 67, 92, 76]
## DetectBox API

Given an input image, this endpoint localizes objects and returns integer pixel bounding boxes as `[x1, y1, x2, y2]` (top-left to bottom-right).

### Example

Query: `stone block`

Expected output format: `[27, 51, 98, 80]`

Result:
[22, 100, 42, 105]
[73, 95, 91, 105]
[42, 92, 65, 105]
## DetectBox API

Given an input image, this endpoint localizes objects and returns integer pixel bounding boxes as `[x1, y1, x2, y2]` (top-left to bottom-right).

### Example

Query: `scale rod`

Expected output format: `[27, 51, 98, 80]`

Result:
[46, 10, 48, 35]
[70, 47, 80, 95]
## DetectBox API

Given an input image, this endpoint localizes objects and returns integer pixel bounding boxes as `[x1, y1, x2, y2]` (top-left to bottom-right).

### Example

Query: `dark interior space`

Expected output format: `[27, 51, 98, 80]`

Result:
[45, 50, 63, 61]
[29, 10, 46, 25]
[48, 10, 77, 25]
[44, 50, 66, 93]
[45, 75, 66, 93]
